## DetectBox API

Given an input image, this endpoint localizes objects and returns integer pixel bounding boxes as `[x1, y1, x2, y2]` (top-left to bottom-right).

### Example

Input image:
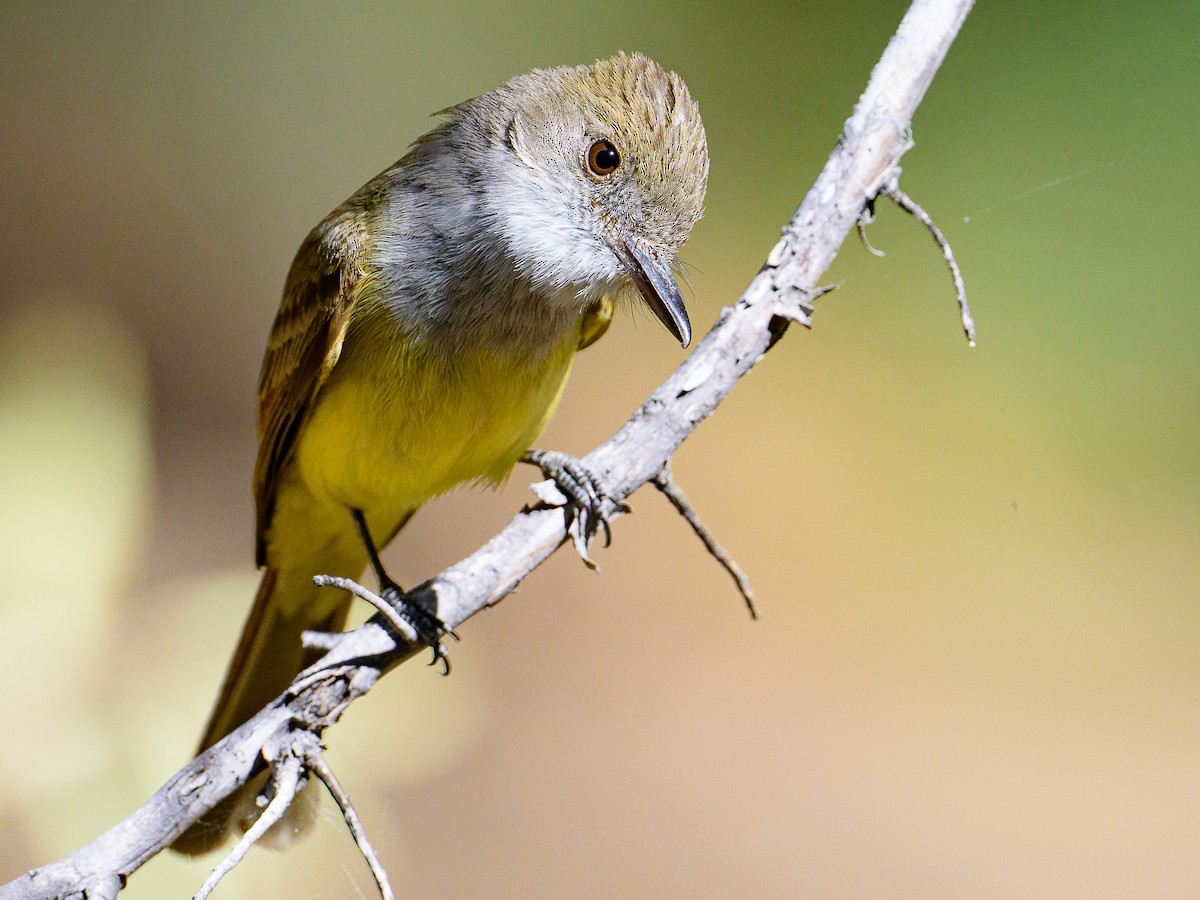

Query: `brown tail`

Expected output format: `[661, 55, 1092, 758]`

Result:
[170, 565, 351, 856]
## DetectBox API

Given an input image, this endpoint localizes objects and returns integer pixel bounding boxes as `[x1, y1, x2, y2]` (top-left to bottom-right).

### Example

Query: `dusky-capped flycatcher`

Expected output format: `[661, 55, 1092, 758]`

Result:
[174, 51, 707, 854]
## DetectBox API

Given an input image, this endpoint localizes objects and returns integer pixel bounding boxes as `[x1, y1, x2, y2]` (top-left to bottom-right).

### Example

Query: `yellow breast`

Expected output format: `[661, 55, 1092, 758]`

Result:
[293, 300, 580, 526]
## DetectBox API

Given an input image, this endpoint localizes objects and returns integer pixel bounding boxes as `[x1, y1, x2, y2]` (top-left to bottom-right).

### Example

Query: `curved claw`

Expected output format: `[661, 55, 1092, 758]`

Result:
[426, 625, 458, 675]
[352, 507, 454, 673]
[380, 583, 451, 673]
[426, 646, 451, 676]
[597, 498, 632, 548]
[522, 449, 627, 565]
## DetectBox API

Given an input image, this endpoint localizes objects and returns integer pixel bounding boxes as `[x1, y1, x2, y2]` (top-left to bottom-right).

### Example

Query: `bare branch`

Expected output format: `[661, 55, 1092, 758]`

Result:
[0, 2, 975, 897]
[193, 747, 303, 900]
[856, 203, 888, 258]
[311, 574, 421, 646]
[308, 750, 395, 900]
[653, 464, 757, 619]
[882, 182, 976, 345]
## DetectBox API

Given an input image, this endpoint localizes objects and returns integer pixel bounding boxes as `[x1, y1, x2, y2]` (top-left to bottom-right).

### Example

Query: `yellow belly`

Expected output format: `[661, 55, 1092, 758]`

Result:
[293, 305, 579, 532]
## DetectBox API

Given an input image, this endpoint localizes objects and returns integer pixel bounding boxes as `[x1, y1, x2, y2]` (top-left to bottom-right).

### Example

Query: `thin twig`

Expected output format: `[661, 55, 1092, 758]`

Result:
[882, 183, 976, 345]
[301, 630, 345, 652]
[307, 749, 395, 900]
[856, 199, 887, 257]
[653, 465, 757, 619]
[313, 575, 456, 676]
[312, 574, 420, 645]
[192, 751, 302, 900]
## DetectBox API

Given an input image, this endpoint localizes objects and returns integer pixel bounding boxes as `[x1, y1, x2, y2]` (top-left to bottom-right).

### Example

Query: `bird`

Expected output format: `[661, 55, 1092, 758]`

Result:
[172, 51, 708, 854]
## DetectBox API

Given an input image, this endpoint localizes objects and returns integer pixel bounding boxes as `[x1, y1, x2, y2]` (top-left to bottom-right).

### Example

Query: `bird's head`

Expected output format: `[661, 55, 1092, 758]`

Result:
[461, 52, 708, 347]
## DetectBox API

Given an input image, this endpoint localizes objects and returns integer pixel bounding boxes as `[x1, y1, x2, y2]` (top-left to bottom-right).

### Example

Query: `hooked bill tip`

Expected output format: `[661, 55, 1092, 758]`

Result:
[623, 240, 691, 348]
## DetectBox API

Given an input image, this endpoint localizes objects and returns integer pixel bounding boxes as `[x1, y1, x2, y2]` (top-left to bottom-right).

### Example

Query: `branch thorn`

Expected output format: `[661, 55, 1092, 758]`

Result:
[880, 181, 976, 346]
[653, 464, 757, 619]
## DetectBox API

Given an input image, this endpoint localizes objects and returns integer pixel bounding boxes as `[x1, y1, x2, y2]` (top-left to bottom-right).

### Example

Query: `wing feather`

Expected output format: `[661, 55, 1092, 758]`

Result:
[253, 207, 370, 564]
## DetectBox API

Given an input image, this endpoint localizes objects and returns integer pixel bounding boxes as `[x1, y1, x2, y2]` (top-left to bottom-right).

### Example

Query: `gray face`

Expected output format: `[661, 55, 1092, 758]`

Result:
[469, 53, 708, 345]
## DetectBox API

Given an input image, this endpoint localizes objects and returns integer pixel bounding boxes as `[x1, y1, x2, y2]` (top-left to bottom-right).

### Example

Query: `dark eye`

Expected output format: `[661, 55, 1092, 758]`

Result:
[586, 138, 620, 176]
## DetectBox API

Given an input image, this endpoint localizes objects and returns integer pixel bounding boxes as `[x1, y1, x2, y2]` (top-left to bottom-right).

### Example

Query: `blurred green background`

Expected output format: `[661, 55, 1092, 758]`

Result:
[1, 1, 1197, 897]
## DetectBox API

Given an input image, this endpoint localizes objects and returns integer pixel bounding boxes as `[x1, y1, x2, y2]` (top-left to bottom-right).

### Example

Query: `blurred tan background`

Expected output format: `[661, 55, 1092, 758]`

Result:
[2, 1, 1198, 897]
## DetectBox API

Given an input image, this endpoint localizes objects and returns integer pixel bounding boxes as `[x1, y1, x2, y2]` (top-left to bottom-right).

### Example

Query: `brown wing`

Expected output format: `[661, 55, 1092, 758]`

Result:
[253, 206, 370, 565]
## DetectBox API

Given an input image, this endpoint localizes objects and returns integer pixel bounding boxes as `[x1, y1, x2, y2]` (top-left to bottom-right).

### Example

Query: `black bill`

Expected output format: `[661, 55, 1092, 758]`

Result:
[623, 240, 691, 348]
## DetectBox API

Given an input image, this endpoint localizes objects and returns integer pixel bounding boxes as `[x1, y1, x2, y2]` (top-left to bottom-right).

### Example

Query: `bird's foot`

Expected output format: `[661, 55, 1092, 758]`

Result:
[522, 449, 630, 568]
[378, 578, 454, 674]
[350, 507, 454, 673]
